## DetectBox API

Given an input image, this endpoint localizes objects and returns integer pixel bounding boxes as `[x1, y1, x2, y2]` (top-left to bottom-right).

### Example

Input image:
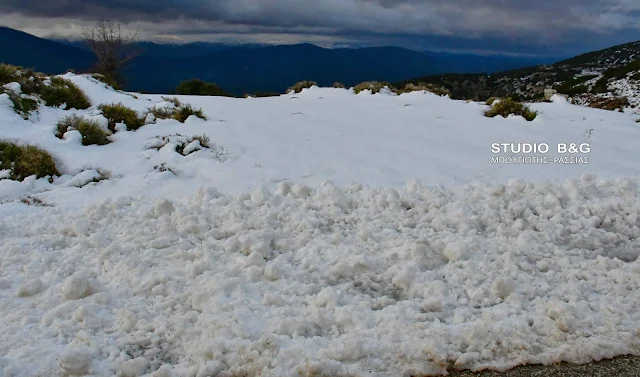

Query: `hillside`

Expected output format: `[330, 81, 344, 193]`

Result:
[1, 71, 640, 377]
[398, 40, 640, 113]
[0, 27, 550, 95]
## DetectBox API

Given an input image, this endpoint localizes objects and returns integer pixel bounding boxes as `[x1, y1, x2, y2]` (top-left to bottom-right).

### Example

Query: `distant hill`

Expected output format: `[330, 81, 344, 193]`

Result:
[0, 26, 552, 95]
[397, 39, 640, 113]
[0, 27, 95, 74]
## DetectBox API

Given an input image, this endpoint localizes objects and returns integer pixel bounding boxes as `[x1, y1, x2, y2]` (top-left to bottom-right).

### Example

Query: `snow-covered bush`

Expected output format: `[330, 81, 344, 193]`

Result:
[0, 140, 59, 181]
[56, 115, 112, 145]
[99, 103, 145, 131]
[146, 101, 206, 123]
[174, 104, 206, 122]
[485, 98, 538, 121]
[287, 80, 317, 93]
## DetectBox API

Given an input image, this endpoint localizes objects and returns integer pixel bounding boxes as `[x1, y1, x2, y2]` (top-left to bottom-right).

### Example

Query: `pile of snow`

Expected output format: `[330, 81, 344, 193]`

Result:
[1, 74, 640, 376]
[1, 177, 640, 376]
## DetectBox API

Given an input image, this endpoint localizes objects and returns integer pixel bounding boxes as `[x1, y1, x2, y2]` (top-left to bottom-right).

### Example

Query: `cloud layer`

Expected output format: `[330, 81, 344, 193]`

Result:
[1, 0, 639, 55]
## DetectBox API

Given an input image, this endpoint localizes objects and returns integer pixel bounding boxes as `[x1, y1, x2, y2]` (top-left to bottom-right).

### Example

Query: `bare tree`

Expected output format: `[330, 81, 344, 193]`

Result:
[82, 18, 139, 88]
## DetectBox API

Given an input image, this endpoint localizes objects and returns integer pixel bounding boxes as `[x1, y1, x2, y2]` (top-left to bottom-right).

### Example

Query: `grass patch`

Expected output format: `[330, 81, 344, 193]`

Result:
[353, 81, 392, 94]
[40, 77, 91, 110]
[485, 98, 538, 121]
[98, 103, 144, 131]
[588, 96, 630, 111]
[332, 82, 346, 89]
[176, 79, 232, 96]
[287, 81, 317, 93]
[56, 115, 111, 145]
[0, 140, 59, 181]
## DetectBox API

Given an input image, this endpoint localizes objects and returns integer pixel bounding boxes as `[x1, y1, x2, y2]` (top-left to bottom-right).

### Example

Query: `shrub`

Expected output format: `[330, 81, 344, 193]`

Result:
[175, 134, 210, 155]
[99, 103, 144, 131]
[173, 104, 206, 122]
[0, 140, 59, 181]
[332, 82, 345, 89]
[396, 82, 450, 96]
[287, 81, 317, 93]
[588, 96, 630, 111]
[56, 115, 111, 145]
[40, 77, 91, 110]
[485, 97, 499, 106]
[176, 79, 231, 96]
[0, 64, 20, 85]
[4, 91, 39, 118]
[147, 106, 176, 120]
[0, 64, 44, 94]
[353, 81, 392, 94]
[485, 98, 537, 121]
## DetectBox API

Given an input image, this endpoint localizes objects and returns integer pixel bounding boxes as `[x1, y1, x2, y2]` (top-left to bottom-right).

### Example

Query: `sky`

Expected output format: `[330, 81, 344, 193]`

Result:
[0, 0, 639, 56]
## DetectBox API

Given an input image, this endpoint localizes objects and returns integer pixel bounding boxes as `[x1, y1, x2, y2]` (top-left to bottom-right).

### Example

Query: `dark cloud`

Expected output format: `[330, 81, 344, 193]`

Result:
[0, 0, 639, 55]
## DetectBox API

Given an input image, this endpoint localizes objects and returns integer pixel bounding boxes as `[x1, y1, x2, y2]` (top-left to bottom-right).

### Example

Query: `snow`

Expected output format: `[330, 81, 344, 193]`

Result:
[1, 74, 640, 377]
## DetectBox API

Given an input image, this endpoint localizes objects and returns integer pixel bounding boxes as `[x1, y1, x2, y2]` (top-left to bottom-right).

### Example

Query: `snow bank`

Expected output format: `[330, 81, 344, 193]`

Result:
[1, 177, 639, 376]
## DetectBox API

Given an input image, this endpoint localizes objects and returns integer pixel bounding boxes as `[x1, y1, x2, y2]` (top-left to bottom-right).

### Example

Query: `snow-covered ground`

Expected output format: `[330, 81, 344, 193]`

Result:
[1, 75, 640, 377]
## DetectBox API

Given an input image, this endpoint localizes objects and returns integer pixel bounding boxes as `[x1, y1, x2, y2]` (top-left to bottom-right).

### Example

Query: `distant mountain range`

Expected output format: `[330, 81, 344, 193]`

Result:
[0, 26, 560, 95]
[398, 41, 640, 113]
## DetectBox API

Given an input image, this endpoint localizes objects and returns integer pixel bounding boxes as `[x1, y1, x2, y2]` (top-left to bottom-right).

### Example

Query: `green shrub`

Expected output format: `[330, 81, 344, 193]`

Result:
[40, 77, 91, 110]
[0, 140, 59, 181]
[332, 82, 345, 89]
[174, 104, 206, 122]
[485, 98, 537, 121]
[176, 79, 231, 96]
[353, 81, 392, 94]
[56, 115, 111, 145]
[287, 81, 317, 93]
[4, 91, 39, 118]
[99, 103, 144, 131]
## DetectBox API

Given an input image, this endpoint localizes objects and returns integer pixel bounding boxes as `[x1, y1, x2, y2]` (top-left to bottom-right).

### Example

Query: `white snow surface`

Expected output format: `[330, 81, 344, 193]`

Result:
[1, 74, 640, 377]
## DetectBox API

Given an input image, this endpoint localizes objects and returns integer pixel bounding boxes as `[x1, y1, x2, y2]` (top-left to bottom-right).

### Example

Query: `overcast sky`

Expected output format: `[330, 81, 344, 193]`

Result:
[1, 0, 639, 56]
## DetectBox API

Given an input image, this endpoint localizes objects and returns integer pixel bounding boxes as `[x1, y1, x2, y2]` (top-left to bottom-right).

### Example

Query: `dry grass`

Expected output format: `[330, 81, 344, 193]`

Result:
[0, 140, 59, 181]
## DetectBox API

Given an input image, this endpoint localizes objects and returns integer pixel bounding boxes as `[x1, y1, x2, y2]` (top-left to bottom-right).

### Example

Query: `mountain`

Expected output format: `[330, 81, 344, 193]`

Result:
[0, 26, 550, 95]
[54, 39, 275, 58]
[397, 40, 640, 113]
[0, 27, 95, 74]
